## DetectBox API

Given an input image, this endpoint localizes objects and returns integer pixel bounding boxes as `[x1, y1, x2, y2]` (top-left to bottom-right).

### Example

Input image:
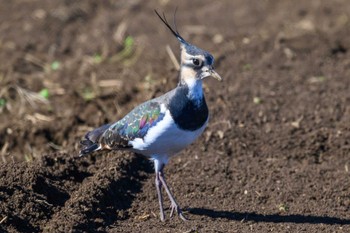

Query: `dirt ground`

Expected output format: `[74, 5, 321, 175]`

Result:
[1, 0, 350, 232]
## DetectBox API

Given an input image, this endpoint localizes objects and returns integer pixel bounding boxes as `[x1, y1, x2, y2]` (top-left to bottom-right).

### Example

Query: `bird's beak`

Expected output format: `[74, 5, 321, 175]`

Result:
[200, 67, 222, 81]
[209, 69, 222, 81]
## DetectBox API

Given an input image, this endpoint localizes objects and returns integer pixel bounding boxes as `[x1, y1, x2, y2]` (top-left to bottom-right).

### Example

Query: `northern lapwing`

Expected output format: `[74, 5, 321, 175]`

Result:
[79, 10, 222, 221]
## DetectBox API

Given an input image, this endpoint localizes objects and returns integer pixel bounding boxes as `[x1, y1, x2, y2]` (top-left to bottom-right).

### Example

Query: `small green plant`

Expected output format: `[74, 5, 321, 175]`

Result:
[243, 63, 252, 71]
[124, 36, 134, 51]
[50, 61, 60, 71]
[119, 36, 135, 58]
[0, 98, 6, 107]
[110, 36, 136, 63]
[39, 88, 49, 99]
[82, 88, 95, 101]
[93, 54, 102, 64]
[309, 76, 326, 83]
[24, 154, 35, 162]
[278, 203, 289, 212]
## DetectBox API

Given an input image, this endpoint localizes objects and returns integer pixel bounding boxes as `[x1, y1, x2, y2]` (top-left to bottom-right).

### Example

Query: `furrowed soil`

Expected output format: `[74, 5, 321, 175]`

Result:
[1, 0, 350, 232]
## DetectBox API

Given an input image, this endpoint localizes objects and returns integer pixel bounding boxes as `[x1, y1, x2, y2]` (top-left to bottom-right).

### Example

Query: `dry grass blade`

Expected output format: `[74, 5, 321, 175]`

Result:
[166, 45, 180, 70]
[24, 54, 46, 69]
[184, 25, 206, 35]
[1, 141, 9, 163]
[98, 79, 123, 88]
[15, 85, 50, 109]
[114, 21, 128, 44]
[25, 113, 54, 123]
[0, 216, 7, 224]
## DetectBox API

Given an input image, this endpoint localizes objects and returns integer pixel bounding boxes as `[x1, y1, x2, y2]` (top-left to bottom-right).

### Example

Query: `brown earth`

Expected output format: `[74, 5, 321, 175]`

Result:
[1, 0, 350, 232]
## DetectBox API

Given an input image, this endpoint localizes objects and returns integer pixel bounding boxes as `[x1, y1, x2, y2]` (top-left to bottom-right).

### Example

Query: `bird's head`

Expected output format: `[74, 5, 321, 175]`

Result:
[155, 10, 222, 86]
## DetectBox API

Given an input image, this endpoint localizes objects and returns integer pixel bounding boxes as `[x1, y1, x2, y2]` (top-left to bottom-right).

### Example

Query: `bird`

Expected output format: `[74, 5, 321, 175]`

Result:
[79, 10, 222, 221]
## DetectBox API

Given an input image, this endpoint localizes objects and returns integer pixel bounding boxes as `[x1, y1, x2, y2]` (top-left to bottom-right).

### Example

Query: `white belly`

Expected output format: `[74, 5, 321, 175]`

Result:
[129, 107, 208, 157]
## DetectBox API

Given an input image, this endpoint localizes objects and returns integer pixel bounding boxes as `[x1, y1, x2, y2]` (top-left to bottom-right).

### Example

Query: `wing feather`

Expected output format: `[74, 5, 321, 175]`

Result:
[101, 101, 165, 149]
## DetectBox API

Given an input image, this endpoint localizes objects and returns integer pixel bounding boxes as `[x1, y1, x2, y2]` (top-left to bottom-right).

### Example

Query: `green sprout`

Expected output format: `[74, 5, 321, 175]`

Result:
[278, 203, 289, 212]
[39, 88, 49, 99]
[120, 35, 134, 58]
[24, 154, 34, 162]
[317, 76, 326, 82]
[0, 98, 6, 107]
[243, 63, 252, 71]
[309, 76, 326, 83]
[82, 88, 95, 101]
[110, 36, 135, 62]
[50, 61, 60, 71]
[124, 36, 134, 49]
[93, 54, 102, 63]
[109, 35, 142, 66]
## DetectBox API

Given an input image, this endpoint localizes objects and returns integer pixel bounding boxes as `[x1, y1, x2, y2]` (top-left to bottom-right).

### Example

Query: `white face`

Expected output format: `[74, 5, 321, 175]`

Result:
[180, 51, 221, 82]
[181, 52, 209, 78]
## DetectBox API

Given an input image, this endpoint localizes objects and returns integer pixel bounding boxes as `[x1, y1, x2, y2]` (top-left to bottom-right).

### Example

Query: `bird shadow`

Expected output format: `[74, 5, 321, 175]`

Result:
[188, 208, 350, 225]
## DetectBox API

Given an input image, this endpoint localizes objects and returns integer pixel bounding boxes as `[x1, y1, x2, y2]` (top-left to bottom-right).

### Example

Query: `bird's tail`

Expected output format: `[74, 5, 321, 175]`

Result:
[79, 123, 112, 157]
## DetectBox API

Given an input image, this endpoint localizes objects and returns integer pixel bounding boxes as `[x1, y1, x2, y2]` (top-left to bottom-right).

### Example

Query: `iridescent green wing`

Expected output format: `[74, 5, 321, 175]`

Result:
[103, 101, 165, 149]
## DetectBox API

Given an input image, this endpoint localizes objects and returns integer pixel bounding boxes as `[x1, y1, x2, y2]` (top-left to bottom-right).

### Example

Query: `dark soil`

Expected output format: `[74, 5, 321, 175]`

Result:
[1, 0, 350, 232]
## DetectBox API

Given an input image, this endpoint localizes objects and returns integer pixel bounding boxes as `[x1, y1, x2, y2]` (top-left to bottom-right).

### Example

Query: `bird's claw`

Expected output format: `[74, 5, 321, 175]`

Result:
[169, 203, 188, 221]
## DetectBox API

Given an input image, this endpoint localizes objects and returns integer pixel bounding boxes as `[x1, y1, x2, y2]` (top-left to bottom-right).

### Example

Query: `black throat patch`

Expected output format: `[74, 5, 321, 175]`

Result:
[168, 85, 208, 131]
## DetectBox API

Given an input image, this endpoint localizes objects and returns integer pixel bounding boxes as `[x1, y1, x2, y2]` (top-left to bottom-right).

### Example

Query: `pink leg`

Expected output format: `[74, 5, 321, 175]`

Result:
[155, 171, 165, 221]
[158, 169, 187, 221]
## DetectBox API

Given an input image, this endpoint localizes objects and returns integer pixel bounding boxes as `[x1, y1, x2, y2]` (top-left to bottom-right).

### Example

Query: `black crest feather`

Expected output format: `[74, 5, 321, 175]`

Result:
[154, 9, 187, 44]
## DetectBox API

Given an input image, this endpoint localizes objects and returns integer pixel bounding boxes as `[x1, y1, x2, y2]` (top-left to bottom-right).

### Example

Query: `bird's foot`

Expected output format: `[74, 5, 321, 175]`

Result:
[160, 208, 165, 222]
[169, 202, 188, 221]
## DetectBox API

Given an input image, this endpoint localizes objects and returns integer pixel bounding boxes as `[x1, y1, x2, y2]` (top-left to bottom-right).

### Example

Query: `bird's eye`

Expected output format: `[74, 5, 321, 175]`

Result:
[192, 58, 201, 66]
